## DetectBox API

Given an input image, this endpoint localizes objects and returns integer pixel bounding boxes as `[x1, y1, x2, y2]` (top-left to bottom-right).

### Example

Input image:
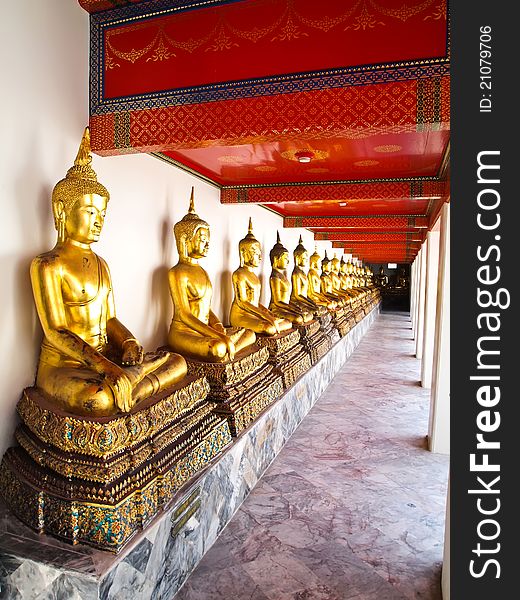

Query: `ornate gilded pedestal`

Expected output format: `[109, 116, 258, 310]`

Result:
[295, 319, 330, 365]
[183, 341, 283, 436]
[0, 377, 231, 553]
[329, 306, 354, 337]
[316, 311, 340, 347]
[256, 328, 311, 389]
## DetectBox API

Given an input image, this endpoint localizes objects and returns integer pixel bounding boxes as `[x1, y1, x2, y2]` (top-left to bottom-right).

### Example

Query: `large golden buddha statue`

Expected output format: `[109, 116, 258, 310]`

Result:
[30, 128, 186, 417]
[230, 219, 292, 335]
[307, 246, 337, 309]
[0, 129, 233, 553]
[290, 236, 325, 314]
[269, 233, 313, 326]
[168, 190, 256, 362]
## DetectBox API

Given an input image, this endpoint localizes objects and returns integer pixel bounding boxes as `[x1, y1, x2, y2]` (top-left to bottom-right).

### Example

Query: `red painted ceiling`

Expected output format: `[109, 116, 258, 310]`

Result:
[82, 0, 450, 264]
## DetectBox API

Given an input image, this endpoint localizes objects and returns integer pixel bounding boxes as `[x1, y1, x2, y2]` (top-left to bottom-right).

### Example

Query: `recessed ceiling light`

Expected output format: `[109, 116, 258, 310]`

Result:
[295, 150, 314, 163]
[339, 202, 347, 207]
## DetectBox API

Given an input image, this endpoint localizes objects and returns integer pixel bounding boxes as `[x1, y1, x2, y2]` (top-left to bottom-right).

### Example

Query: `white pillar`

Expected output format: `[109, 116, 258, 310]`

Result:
[410, 259, 416, 324]
[415, 241, 428, 358]
[412, 251, 421, 338]
[428, 203, 450, 454]
[421, 226, 441, 387]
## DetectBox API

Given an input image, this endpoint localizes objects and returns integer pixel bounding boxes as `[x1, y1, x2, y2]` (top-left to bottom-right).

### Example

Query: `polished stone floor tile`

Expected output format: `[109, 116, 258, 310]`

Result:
[175, 312, 449, 600]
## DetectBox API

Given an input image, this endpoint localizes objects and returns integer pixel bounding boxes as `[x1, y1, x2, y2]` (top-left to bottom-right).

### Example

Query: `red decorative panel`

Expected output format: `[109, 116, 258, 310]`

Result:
[91, 79, 450, 153]
[100, 0, 448, 99]
[318, 232, 417, 241]
[264, 199, 430, 217]
[332, 241, 421, 248]
[221, 180, 447, 203]
[284, 216, 428, 229]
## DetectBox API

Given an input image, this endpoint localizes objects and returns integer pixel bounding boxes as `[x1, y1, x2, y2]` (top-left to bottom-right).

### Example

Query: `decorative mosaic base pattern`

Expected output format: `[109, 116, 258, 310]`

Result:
[0, 306, 380, 599]
[184, 345, 285, 436]
[296, 320, 331, 365]
[0, 376, 235, 553]
[255, 329, 311, 391]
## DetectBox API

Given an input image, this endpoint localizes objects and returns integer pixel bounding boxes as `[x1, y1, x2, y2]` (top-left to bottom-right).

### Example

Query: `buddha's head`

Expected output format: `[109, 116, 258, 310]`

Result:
[331, 253, 340, 274]
[51, 127, 110, 244]
[379, 266, 385, 275]
[174, 188, 210, 260]
[239, 218, 262, 268]
[321, 251, 331, 274]
[309, 246, 321, 270]
[269, 232, 289, 269]
[293, 235, 309, 268]
[340, 256, 348, 274]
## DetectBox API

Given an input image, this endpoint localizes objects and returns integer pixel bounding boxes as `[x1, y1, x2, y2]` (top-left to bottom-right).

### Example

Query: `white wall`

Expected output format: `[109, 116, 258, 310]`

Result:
[0, 2, 333, 454]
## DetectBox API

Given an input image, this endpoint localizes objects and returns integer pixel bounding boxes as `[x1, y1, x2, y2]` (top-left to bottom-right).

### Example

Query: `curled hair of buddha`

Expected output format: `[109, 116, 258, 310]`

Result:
[293, 235, 307, 259]
[173, 187, 210, 255]
[51, 127, 109, 241]
[269, 231, 288, 264]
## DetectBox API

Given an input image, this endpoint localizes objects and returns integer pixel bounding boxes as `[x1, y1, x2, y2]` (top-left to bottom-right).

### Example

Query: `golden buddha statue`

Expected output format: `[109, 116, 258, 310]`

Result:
[375, 266, 389, 287]
[168, 190, 256, 362]
[269, 233, 313, 326]
[307, 246, 337, 309]
[30, 127, 187, 417]
[339, 256, 352, 289]
[321, 252, 347, 306]
[290, 236, 325, 314]
[330, 253, 354, 305]
[230, 219, 292, 335]
[397, 267, 410, 288]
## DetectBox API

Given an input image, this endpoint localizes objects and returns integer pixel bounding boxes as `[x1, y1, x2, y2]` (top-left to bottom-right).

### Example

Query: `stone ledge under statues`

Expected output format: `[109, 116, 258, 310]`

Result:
[0, 304, 380, 599]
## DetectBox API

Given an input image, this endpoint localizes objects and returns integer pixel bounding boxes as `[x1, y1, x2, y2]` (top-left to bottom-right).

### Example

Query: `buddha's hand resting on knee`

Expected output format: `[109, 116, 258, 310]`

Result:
[121, 339, 144, 366]
[103, 364, 133, 413]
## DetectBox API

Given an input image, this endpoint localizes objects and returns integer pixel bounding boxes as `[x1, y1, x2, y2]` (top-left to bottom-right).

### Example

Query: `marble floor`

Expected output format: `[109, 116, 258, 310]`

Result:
[174, 311, 449, 600]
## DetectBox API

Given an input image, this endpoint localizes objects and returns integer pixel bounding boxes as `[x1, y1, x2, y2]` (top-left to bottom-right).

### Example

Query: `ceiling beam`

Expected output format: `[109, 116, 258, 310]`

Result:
[221, 179, 448, 204]
[315, 232, 422, 241]
[284, 216, 428, 229]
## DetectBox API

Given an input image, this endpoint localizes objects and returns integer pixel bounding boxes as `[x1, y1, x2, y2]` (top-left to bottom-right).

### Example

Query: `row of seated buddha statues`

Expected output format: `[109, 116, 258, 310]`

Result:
[0, 129, 380, 554]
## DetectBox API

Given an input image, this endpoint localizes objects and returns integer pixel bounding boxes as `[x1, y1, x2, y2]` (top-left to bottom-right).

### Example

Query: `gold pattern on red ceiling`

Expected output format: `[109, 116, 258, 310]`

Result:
[91, 78, 449, 157]
[316, 232, 421, 241]
[100, 0, 447, 98]
[81, 0, 450, 264]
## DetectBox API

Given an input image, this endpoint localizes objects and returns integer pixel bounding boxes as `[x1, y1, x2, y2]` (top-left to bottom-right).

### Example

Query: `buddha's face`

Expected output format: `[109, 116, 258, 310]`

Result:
[341, 262, 348, 274]
[295, 251, 308, 267]
[331, 260, 339, 274]
[64, 193, 107, 244]
[274, 251, 289, 269]
[188, 226, 210, 259]
[243, 242, 261, 267]
[323, 261, 331, 274]
[310, 256, 320, 270]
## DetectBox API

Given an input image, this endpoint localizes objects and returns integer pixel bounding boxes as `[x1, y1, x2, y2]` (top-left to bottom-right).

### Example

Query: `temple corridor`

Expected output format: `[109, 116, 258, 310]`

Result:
[175, 311, 449, 600]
